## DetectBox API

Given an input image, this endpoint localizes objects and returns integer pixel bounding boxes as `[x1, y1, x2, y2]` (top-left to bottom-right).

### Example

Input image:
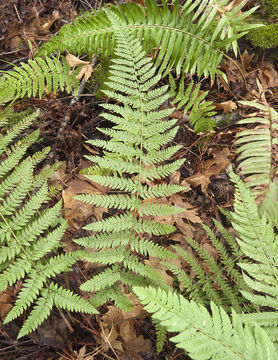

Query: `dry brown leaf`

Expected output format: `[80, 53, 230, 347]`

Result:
[66, 53, 90, 67]
[155, 194, 201, 238]
[0, 292, 13, 320]
[241, 49, 254, 70]
[62, 178, 106, 229]
[258, 62, 278, 91]
[98, 294, 150, 355]
[186, 148, 230, 193]
[214, 100, 237, 114]
[66, 54, 93, 82]
[76, 64, 94, 82]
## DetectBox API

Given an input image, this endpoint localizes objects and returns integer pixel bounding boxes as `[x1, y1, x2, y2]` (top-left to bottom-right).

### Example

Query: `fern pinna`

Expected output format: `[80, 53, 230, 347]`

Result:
[37, 0, 260, 80]
[72, 11, 186, 310]
[0, 108, 97, 339]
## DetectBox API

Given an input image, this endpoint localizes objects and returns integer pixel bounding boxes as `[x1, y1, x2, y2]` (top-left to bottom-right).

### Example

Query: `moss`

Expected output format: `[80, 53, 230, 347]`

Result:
[247, 22, 278, 48]
[262, 0, 278, 18]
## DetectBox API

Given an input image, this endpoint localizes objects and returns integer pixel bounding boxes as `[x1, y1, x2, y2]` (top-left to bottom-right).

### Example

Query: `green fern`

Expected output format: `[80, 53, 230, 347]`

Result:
[37, 0, 260, 79]
[72, 10, 186, 309]
[133, 286, 276, 360]
[229, 170, 278, 310]
[0, 56, 80, 105]
[0, 108, 97, 339]
[165, 223, 250, 313]
[236, 101, 278, 193]
[169, 74, 217, 132]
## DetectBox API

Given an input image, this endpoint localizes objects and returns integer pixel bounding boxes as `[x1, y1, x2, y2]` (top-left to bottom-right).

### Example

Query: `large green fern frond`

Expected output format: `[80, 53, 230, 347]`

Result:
[0, 108, 97, 338]
[133, 286, 276, 360]
[37, 0, 260, 79]
[73, 10, 187, 308]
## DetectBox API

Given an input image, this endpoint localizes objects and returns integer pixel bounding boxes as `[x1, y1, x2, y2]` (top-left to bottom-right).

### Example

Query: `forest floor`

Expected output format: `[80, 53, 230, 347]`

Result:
[0, 0, 277, 359]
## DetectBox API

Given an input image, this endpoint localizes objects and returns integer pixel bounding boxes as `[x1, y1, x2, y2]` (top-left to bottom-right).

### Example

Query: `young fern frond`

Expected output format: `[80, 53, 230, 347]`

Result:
[169, 74, 217, 132]
[74, 10, 186, 308]
[0, 56, 80, 105]
[37, 0, 260, 79]
[133, 287, 276, 360]
[0, 109, 97, 339]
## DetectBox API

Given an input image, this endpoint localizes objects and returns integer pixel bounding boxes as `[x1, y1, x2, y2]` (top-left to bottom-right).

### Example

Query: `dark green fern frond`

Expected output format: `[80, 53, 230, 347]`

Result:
[0, 109, 97, 339]
[73, 10, 186, 308]
[0, 56, 80, 104]
[134, 287, 276, 360]
[37, 0, 260, 79]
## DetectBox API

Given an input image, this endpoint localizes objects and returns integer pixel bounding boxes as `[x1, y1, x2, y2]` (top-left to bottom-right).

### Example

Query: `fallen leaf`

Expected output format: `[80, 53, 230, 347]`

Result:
[186, 148, 230, 193]
[214, 101, 237, 114]
[155, 194, 202, 238]
[258, 62, 278, 91]
[98, 294, 150, 355]
[66, 53, 94, 82]
[241, 49, 254, 70]
[66, 53, 90, 67]
[0, 291, 13, 320]
[62, 178, 106, 229]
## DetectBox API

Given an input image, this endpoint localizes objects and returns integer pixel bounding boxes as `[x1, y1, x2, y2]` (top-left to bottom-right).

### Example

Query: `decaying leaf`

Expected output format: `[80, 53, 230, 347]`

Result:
[214, 100, 237, 114]
[155, 194, 202, 238]
[258, 62, 278, 91]
[66, 53, 93, 81]
[0, 291, 13, 320]
[62, 177, 106, 229]
[186, 148, 230, 193]
[6, 9, 60, 51]
[97, 294, 150, 357]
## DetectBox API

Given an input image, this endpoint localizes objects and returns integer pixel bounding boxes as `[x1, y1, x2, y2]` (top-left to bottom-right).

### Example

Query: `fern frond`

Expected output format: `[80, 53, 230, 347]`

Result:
[0, 108, 94, 338]
[170, 75, 217, 132]
[37, 0, 260, 79]
[0, 56, 80, 104]
[236, 101, 278, 196]
[73, 10, 188, 310]
[229, 170, 278, 310]
[133, 287, 276, 360]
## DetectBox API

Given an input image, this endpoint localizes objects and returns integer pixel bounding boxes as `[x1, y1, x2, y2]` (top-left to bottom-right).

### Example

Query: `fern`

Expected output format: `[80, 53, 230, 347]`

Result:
[0, 108, 97, 339]
[133, 287, 276, 360]
[236, 101, 278, 193]
[0, 56, 80, 105]
[229, 170, 278, 310]
[37, 0, 260, 80]
[72, 10, 186, 309]
[165, 222, 250, 313]
[133, 172, 278, 356]
[169, 74, 217, 132]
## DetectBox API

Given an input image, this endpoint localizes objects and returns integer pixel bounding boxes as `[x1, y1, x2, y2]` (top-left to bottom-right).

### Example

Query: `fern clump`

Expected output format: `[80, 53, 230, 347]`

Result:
[0, 108, 97, 339]
[73, 11, 187, 310]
